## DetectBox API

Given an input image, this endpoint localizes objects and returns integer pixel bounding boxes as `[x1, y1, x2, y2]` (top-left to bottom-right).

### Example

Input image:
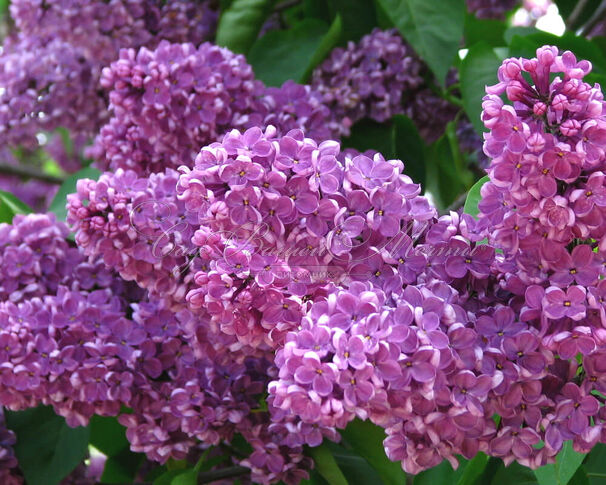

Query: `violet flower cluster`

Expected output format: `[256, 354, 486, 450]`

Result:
[174, 125, 436, 349]
[90, 41, 264, 176]
[91, 40, 334, 176]
[466, 0, 519, 19]
[9, 0, 217, 66]
[67, 168, 200, 311]
[311, 28, 458, 142]
[9, 39, 606, 482]
[248, 47, 606, 474]
[0, 410, 19, 485]
[0, 213, 313, 484]
[0, 37, 107, 149]
[473, 45, 606, 455]
[0, 0, 217, 151]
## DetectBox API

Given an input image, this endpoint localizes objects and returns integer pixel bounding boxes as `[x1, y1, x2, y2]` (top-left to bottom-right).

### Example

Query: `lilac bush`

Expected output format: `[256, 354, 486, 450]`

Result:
[2, 0, 606, 484]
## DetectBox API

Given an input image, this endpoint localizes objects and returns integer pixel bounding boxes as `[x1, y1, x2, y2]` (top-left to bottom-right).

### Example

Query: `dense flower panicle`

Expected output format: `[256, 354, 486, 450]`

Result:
[0, 213, 91, 303]
[466, 45, 606, 465]
[91, 40, 339, 176]
[467, 0, 519, 19]
[0, 215, 147, 421]
[10, 0, 218, 66]
[176, 125, 436, 349]
[405, 88, 460, 144]
[311, 29, 461, 143]
[67, 168, 200, 311]
[0, 0, 217, 152]
[90, 40, 264, 175]
[6, 25, 606, 481]
[0, 410, 20, 484]
[259, 80, 336, 143]
[0, 214, 310, 483]
[0, 37, 106, 149]
[479, 46, 606, 271]
[311, 29, 425, 137]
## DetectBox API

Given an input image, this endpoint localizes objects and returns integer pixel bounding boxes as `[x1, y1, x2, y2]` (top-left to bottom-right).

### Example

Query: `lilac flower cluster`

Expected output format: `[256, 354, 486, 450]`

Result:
[0, 213, 147, 422]
[310, 29, 464, 143]
[475, 47, 606, 459]
[9, 0, 217, 66]
[0, 37, 106, 149]
[467, 0, 519, 19]
[175, 125, 435, 349]
[311, 29, 425, 137]
[217, 47, 606, 473]
[0, 410, 20, 485]
[67, 168, 200, 311]
[90, 41, 263, 176]
[0, 213, 312, 483]
[91, 40, 335, 176]
[0, 0, 217, 153]
[10, 29, 606, 480]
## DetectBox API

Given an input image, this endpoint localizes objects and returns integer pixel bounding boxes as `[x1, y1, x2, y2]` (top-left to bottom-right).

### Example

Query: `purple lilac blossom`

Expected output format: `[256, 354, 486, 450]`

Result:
[10, 38, 606, 482]
[90, 41, 336, 176]
[467, 0, 519, 19]
[0, 0, 217, 152]
[312, 29, 463, 143]
[0, 37, 106, 149]
[311, 29, 425, 137]
[0, 213, 311, 484]
[174, 125, 435, 348]
[0, 410, 20, 484]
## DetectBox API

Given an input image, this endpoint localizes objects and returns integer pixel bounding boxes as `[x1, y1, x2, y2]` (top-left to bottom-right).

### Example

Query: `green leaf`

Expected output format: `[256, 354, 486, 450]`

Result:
[424, 135, 467, 209]
[341, 419, 405, 485]
[414, 460, 457, 485]
[154, 469, 194, 485]
[101, 448, 145, 484]
[554, 0, 601, 29]
[342, 118, 396, 158]
[376, 0, 466, 83]
[57, 127, 74, 158]
[215, 0, 276, 54]
[504, 26, 540, 44]
[464, 14, 506, 47]
[48, 166, 100, 221]
[460, 42, 501, 134]
[392, 114, 427, 189]
[90, 415, 130, 456]
[568, 466, 590, 485]
[455, 452, 489, 485]
[0, 190, 33, 223]
[300, 469, 331, 485]
[491, 461, 538, 485]
[323, 441, 385, 485]
[534, 441, 586, 485]
[577, 443, 606, 485]
[328, 0, 377, 42]
[463, 176, 490, 218]
[308, 444, 349, 485]
[248, 19, 329, 86]
[302, 15, 343, 82]
[153, 458, 204, 485]
[90, 415, 144, 483]
[6, 406, 90, 485]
